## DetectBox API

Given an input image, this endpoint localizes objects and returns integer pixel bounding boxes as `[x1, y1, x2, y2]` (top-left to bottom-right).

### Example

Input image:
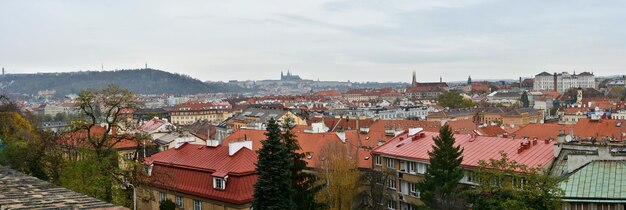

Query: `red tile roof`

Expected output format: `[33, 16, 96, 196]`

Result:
[565, 107, 589, 115]
[59, 125, 140, 150]
[223, 129, 345, 169]
[373, 131, 555, 171]
[314, 90, 341, 97]
[146, 143, 257, 205]
[368, 120, 441, 133]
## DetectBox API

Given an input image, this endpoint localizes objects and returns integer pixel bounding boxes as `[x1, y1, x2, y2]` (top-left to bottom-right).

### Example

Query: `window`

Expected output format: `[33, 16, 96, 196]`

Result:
[374, 155, 382, 165]
[387, 178, 397, 189]
[387, 199, 397, 210]
[213, 177, 226, 190]
[176, 196, 184, 208]
[512, 176, 527, 189]
[193, 199, 202, 210]
[406, 161, 415, 173]
[386, 158, 395, 169]
[159, 191, 166, 201]
[409, 183, 420, 198]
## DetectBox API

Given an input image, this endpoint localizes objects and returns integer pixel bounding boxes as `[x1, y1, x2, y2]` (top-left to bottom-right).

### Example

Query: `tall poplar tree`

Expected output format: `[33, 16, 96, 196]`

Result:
[252, 118, 295, 210]
[418, 125, 466, 210]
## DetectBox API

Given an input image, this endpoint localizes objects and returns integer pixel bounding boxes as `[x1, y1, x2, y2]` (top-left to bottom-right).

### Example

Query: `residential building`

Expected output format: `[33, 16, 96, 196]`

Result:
[140, 142, 256, 210]
[170, 101, 230, 125]
[226, 107, 306, 131]
[371, 129, 555, 209]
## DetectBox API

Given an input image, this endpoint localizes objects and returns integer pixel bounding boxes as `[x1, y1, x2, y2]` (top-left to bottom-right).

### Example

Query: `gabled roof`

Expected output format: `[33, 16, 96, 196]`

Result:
[146, 143, 257, 205]
[536, 72, 553, 76]
[560, 161, 626, 202]
[373, 131, 555, 171]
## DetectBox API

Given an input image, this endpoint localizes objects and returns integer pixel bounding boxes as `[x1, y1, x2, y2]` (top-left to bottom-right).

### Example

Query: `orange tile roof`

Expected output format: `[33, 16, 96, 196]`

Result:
[513, 123, 574, 140]
[479, 126, 508, 137]
[573, 118, 626, 140]
[445, 119, 479, 135]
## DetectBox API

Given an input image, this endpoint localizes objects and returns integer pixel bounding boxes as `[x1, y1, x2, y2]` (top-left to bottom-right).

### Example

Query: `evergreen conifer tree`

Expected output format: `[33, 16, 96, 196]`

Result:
[418, 125, 465, 210]
[252, 118, 295, 210]
[281, 117, 325, 210]
[521, 91, 530, 107]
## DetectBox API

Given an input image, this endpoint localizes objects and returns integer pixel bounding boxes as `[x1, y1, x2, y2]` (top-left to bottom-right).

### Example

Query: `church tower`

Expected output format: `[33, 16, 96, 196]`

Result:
[411, 71, 417, 86]
[467, 75, 472, 85]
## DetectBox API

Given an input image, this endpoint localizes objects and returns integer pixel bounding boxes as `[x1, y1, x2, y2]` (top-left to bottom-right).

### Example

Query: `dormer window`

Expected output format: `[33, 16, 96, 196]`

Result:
[213, 176, 226, 190]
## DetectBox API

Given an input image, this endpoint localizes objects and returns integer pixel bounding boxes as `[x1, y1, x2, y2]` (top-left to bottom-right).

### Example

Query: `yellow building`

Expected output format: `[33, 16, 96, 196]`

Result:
[170, 101, 231, 125]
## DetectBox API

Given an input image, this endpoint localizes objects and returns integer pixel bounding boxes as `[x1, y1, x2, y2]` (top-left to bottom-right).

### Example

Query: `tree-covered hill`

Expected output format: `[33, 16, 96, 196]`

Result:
[0, 69, 249, 95]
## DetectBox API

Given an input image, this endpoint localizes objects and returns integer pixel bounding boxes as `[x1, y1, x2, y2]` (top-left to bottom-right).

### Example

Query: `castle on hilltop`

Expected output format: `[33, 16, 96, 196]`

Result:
[281, 70, 302, 81]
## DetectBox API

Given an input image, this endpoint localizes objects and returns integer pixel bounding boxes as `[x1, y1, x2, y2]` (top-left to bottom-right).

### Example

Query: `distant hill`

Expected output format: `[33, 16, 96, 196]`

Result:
[0, 69, 250, 95]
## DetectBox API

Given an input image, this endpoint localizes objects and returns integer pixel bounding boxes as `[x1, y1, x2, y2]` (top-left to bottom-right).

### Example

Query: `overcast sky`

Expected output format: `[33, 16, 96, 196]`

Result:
[1, 0, 625, 82]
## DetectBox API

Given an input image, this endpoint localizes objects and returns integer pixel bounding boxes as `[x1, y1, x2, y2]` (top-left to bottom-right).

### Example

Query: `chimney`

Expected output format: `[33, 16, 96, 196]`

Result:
[229, 141, 252, 156]
[336, 132, 346, 143]
[553, 72, 558, 91]
[408, 128, 424, 136]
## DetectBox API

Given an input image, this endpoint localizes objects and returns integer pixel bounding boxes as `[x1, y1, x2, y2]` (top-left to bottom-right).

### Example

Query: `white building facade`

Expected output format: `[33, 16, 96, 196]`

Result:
[533, 71, 595, 93]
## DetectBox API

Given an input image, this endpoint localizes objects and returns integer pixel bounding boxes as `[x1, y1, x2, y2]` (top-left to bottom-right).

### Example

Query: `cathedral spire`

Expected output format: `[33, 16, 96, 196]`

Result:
[412, 71, 417, 86]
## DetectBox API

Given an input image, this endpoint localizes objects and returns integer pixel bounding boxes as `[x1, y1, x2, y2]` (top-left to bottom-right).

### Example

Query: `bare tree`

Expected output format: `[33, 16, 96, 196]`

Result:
[316, 141, 360, 210]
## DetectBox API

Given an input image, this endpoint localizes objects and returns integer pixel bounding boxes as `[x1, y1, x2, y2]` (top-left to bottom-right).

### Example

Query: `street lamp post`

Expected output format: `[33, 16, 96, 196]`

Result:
[125, 178, 136, 210]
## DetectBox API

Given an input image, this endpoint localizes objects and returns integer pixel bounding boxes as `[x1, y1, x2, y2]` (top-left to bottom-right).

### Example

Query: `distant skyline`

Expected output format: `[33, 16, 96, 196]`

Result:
[2, 1, 626, 83]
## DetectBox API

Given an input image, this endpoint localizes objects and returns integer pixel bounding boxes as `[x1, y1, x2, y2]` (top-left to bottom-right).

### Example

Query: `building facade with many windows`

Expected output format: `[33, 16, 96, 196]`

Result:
[371, 129, 555, 209]
[533, 71, 595, 93]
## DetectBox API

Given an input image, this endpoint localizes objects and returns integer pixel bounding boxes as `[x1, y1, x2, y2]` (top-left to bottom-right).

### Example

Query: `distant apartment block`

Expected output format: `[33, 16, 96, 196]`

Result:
[170, 100, 231, 125]
[533, 71, 595, 93]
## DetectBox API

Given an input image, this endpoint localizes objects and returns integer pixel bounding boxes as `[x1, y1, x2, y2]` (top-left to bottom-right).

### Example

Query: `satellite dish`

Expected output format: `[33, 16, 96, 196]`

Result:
[565, 135, 573, 142]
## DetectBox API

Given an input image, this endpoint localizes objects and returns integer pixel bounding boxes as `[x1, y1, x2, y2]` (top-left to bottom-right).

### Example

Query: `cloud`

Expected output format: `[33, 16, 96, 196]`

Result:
[1, 0, 626, 82]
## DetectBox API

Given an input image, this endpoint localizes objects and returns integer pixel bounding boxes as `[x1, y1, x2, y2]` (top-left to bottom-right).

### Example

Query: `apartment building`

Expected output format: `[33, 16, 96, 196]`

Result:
[371, 129, 555, 209]
[170, 101, 230, 125]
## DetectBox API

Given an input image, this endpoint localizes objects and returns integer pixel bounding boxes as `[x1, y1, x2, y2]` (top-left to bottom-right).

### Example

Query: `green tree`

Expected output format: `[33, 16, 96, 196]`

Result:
[418, 125, 466, 210]
[159, 198, 176, 210]
[521, 91, 530, 108]
[252, 118, 295, 210]
[437, 92, 474, 109]
[465, 152, 563, 210]
[281, 117, 325, 210]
